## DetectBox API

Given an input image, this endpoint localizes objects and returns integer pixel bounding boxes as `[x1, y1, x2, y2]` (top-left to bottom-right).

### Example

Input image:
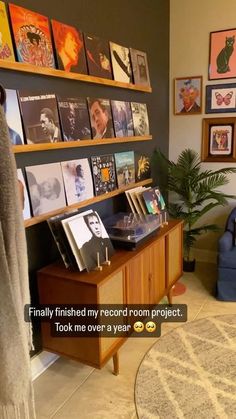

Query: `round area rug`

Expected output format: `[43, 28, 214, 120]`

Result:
[135, 314, 236, 419]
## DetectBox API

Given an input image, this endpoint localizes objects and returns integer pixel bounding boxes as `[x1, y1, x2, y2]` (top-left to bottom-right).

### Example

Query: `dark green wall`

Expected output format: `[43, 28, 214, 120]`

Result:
[1, 0, 169, 353]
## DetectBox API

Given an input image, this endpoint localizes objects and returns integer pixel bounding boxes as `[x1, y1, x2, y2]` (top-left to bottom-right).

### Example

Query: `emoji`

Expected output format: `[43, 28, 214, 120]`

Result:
[133, 321, 144, 333]
[145, 321, 156, 333]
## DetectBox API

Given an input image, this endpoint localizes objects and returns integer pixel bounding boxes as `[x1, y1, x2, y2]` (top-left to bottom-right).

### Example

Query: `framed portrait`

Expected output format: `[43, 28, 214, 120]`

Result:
[201, 117, 236, 162]
[206, 83, 236, 113]
[209, 29, 236, 80]
[174, 76, 202, 115]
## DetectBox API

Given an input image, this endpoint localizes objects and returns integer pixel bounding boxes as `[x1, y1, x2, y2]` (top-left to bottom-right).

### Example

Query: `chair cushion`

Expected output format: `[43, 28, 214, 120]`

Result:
[218, 230, 233, 253]
[218, 246, 236, 269]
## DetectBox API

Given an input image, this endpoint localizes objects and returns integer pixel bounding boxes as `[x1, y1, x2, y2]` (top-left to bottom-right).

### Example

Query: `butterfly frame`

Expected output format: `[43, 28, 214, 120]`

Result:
[206, 83, 236, 113]
[201, 117, 236, 162]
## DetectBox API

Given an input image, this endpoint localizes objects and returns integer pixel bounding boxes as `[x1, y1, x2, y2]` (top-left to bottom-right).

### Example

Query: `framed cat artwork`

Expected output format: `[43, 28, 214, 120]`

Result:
[201, 117, 236, 162]
[206, 83, 236, 113]
[209, 29, 236, 80]
[174, 76, 202, 115]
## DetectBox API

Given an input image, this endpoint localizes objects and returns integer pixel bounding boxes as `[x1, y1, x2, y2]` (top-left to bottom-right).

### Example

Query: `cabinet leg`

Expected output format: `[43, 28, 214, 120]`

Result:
[167, 287, 173, 305]
[112, 352, 119, 376]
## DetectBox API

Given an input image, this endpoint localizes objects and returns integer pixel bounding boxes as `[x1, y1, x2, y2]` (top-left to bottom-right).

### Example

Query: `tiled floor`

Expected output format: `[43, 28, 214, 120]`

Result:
[34, 262, 236, 419]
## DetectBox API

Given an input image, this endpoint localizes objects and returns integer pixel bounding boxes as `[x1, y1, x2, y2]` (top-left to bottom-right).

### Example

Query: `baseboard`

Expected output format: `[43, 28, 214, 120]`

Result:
[31, 351, 59, 381]
[193, 248, 217, 264]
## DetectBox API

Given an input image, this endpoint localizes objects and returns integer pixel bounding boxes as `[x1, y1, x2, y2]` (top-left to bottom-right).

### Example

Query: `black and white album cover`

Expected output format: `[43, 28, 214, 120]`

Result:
[91, 154, 117, 196]
[110, 42, 133, 83]
[87, 97, 114, 139]
[18, 91, 62, 144]
[61, 158, 94, 205]
[111, 100, 134, 137]
[25, 162, 66, 216]
[57, 96, 91, 141]
[17, 168, 31, 220]
[131, 102, 150, 136]
[130, 48, 150, 86]
[5, 89, 24, 145]
[84, 34, 113, 79]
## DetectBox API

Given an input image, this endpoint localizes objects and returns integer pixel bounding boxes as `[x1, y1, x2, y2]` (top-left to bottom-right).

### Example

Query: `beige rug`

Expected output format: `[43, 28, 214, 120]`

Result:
[135, 315, 236, 418]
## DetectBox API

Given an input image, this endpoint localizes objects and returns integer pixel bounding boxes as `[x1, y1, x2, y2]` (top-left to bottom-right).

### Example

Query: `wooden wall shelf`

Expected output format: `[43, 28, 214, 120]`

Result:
[24, 178, 152, 228]
[13, 135, 152, 153]
[0, 60, 152, 93]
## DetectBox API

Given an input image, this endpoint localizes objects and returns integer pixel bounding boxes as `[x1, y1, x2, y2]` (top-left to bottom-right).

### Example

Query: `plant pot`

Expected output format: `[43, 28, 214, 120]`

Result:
[183, 258, 196, 272]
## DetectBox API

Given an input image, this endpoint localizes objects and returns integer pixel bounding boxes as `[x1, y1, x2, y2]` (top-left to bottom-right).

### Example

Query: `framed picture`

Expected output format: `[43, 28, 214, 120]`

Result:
[174, 76, 202, 115]
[206, 83, 236, 113]
[201, 117, 236, 162]
[209, 29, 236, 80]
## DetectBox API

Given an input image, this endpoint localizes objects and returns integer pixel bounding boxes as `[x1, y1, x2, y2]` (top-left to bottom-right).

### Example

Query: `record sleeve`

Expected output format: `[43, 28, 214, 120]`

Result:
[110, 42, 132, 83]
[114, 151, 135, 188]
[142, 187, 165, 215]
[111, 100, 134, 137]
[130, 48, 150, 86]
[87, 97, 114, 139]
[0, 1, 15, 62]
[61, 158, 94, 205]
[84, 33, 113, 79]
[18, 91, 62, 144]
[17, 168, 31, 220]
[91, 154, 117, 196]
[9, 3, 55, 68]
[135, 154, 151, 181]
[57, 96, 91, 141]
[51, 19, 87, 74]
[131, 102, 150, 136]
[5, 89, 24, 145]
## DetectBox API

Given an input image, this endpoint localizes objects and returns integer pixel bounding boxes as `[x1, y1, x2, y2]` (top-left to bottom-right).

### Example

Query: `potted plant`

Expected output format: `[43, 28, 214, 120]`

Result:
[152, 148, 236, 271]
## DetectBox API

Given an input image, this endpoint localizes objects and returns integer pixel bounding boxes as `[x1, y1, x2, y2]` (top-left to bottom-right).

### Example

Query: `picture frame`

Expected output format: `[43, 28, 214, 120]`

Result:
[209, 28, 236, 80]
[201, 117, 236, 162]
[174, 76, 202, 115]
[206, 83, 236, 113]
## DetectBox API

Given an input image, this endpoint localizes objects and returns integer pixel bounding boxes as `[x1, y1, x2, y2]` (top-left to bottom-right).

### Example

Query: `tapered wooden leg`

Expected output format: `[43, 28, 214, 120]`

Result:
[113, 352, 119, 376]
[167, 286, 173, 305]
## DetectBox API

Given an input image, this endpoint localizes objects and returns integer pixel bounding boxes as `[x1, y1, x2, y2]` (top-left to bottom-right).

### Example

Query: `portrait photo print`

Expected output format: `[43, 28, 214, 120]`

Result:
[174, 76, 202, 115]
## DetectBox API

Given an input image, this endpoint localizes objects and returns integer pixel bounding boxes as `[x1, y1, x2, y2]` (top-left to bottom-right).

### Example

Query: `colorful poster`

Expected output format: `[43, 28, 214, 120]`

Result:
[0, 1, 15, 61]
[9, 3, 55, 67]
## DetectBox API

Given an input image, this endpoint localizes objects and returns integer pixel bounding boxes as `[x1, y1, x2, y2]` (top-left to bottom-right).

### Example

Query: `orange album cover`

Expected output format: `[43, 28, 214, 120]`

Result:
[9, 3, 55, 68]
[0, 1, 15, 61]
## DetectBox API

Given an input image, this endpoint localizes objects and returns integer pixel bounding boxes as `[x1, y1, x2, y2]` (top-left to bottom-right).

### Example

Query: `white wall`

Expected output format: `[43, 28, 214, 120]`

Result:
[170, 0, 236, 254]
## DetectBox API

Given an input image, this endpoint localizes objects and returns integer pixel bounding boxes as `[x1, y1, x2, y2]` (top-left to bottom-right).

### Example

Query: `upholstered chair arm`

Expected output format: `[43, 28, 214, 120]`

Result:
[218, 230, 234, 253]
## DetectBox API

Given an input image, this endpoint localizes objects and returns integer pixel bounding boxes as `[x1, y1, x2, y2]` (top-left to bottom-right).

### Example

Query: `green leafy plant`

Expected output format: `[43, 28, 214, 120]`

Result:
[152, 148, 236, 261]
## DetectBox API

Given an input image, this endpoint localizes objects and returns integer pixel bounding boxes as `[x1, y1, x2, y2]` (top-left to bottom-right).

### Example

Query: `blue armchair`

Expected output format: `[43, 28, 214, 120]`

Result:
[217, 207, 236, 301]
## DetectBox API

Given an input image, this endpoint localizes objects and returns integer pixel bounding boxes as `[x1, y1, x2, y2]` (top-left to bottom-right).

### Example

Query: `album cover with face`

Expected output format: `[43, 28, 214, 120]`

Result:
[25, 162, 66, 217]
[110, 42, 133, 83]
[84, 33, 113, 79]
[4, 89, 24, 145]
[111, 100, 134, 137]
[87, 97, 114, 139]
[61, 158, 94, 205]
[0, 1, 15, 62]
[114, 151, 135, 188]
[130, 48, 150, 86]
[131, 102, 150, 136]
[51, 19, 87, 74]
[9, 3, 55, 68]
[18, 91, 62, 144]
[57, 96, 91, 141]
[90, 154, 117, 196]
[142, 187, 165, 215]
[17, 168, 31, 220]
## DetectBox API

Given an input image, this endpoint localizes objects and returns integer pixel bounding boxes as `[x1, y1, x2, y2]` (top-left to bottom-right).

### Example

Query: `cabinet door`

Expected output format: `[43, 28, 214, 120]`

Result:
[149, 238, 165, 304]
[125, 251, 149, 305]
[166, 224, 183, 288]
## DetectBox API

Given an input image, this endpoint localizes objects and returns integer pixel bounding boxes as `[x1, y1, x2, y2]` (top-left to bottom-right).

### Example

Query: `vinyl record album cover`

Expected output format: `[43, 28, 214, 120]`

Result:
[111, 100, 134, 137]
[91, 154, 117, 196]
[17, 168, 31, 220]
[18, 91, 62, 144]
[9, 3, 55, 67]
[130, 48, 150, 86]
[61, 158, 94, 205]
[51, 19, 87, 74]
[5, 89, 24, 145]
[25, 162, 66, 216]
[142, 187, 165, 215]
[114, 151, 135, 188]
[0, 1, 15, 61]
[57, 96, 91, 141]
[110, 42, 132, 83]
[84, 33, 112, 79]
[88, 97, 114, 139]
[131, 102, 149, 136]
[135, 154, 151, 182]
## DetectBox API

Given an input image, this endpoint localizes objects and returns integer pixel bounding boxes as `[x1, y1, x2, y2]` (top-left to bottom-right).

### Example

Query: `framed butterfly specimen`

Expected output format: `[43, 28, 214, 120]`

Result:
[201, 117, 236, 162]
[206, 83, 236, 113]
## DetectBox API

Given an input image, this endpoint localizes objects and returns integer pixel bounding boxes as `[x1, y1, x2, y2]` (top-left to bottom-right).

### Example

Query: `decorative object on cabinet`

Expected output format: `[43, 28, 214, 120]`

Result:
[130, 48, 150, 86]
[209, 28, 236, 80]
[114, 150, 135, 187]
[17, 168, 31, 220]
[57, 96, 91, 141]
[51, 19, 87, 74]
[87, 97, 114, 139]
[205, 83, 236, 113]
[91, 154, 117, 195]
[174, 76, 202, 115]
[152, 148, 236, 271]
[111, 100, 134, 137]
[131, 102, 149, 135]
[61, 158, 94, 205]
[110, 42, 133, 83]
[202, 117, 236, 162]
[18, 91, 62, 144]
[84, 33, 113, 79]
[5, 89, 24, 145]
[9, 3, 55, 68]
[0, 1, 15, 62]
